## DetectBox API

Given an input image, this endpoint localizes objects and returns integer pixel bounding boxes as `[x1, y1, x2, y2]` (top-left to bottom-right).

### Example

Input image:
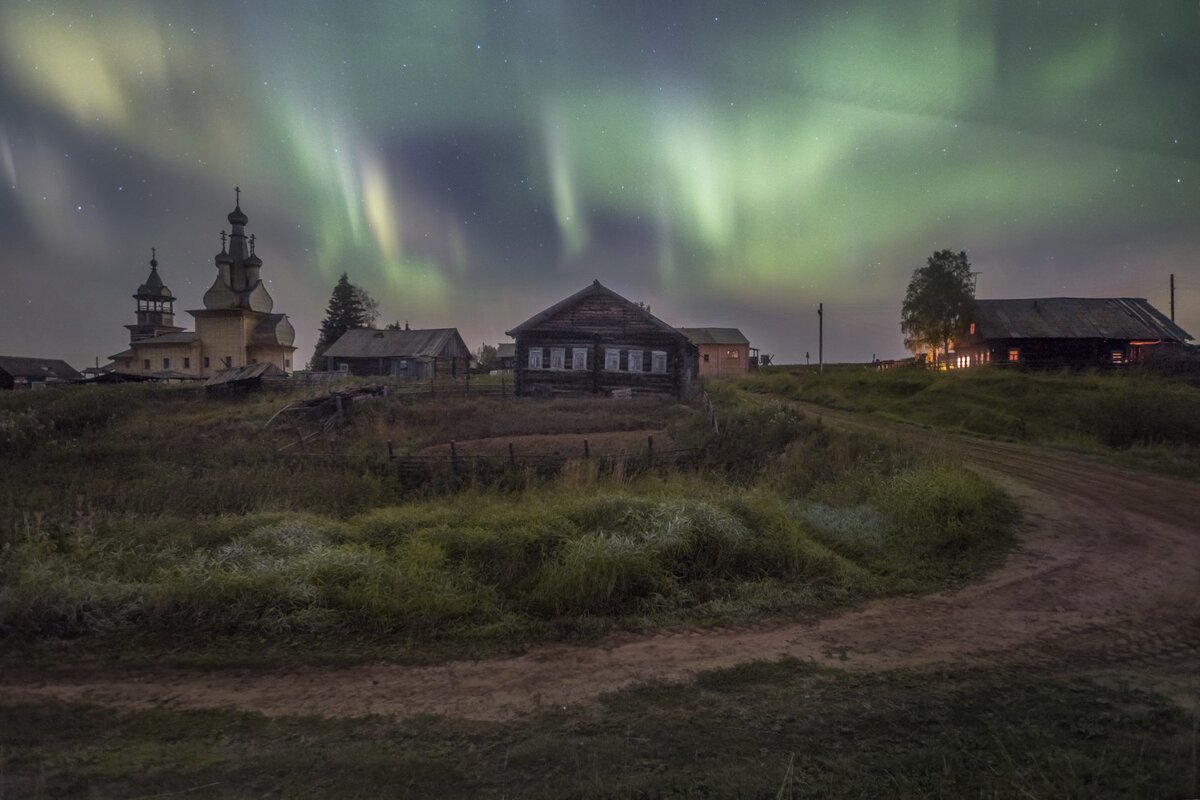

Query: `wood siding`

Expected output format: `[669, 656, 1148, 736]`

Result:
[696, 342, 749, 377]
[512, 292, 696, 397]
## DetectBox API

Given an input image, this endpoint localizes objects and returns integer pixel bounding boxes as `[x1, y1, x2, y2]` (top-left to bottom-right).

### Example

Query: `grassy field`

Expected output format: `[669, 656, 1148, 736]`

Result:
[1, 382, 1012, 663]
[737, 366, 1200, 479]
[3, 662, 1193, 798]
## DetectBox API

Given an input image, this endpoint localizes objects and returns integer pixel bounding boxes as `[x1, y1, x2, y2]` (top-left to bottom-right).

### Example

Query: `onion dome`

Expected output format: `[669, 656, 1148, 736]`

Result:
[244, 233, 262, 268]
[227, 185, 248, 227]
[214, 230, 233, 264]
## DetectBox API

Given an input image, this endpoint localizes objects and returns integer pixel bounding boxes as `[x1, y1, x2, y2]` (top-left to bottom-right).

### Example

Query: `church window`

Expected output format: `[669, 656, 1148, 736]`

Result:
[143, 359, 150, 370]
[284, 358, 290, 368]
[203, 357, 210, 368]
[163, 358, 170, 369]
[183, 357, 190, 369]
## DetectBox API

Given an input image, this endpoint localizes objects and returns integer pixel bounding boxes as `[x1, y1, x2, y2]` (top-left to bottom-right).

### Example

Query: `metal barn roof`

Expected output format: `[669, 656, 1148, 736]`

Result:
[971, 298, 1192, 341]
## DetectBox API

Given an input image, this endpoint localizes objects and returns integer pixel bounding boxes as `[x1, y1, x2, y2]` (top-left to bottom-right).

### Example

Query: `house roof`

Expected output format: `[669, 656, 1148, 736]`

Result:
[0, 356, 83, 382]
[970, 298, 1192, 342]
[679, 327, 750, 345]
[204, 362, 286, 387]
[496, 343, 516, 358]
[323, 328, 469, 359]
[506, 280, 687, 338]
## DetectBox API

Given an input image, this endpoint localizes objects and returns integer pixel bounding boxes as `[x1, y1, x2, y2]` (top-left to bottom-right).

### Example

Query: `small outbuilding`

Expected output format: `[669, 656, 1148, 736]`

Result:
[0, 356, 83, 390]
[494, 342, 517, 372]
[680, 328, 755, 377]
[954, 297, 1193, 369]
[506, 280, 698, 397]
[323, 328, 472, 380]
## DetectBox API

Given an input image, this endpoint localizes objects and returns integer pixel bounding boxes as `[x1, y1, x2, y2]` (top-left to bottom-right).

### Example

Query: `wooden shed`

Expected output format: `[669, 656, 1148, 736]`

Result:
[954, 298, 1193, 370]
[323, 328, 472, 380]
[506, 280, 698, 397]
[680, 328, 753, 377]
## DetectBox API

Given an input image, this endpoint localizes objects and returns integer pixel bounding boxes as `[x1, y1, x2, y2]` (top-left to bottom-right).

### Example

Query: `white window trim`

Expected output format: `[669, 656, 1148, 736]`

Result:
[528, 347, 544, 370]
[572, 347, 589, 371]
[627, 349, 643, 373]
[650, 350, 668, 374]
[604, 348, 621, 372]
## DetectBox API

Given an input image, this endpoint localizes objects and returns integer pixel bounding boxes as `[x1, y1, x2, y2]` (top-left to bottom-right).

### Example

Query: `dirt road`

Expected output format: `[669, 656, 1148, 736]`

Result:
[4, 405, 1198, 720]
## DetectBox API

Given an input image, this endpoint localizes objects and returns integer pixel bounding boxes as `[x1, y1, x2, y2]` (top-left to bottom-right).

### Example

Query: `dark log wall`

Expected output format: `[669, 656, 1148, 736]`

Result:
[514, 294, 696, 397]
[956, 338, 1138, 370]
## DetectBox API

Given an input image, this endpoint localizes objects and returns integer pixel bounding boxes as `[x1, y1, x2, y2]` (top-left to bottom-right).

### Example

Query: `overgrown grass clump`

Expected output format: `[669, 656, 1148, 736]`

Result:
[0, 383, 1014, 654]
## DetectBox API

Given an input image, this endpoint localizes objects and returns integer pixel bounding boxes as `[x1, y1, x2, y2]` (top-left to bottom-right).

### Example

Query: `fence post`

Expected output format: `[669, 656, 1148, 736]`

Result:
[647, 434, 654, 464]
[387, 440, 395, 461]
[583, 438, 590, 459]
[501, 376, 506, 396]
[508, 442, 516, 467]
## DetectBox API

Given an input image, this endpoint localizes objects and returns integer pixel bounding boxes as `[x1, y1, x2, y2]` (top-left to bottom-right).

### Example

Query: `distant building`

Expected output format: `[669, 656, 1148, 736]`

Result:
[109, 191, 297, 379]
[495, 342, 516, 372]
[0, 356, 82, 390]
[680, 328, 756, 377]
[953, 297, 1193, 369]
[506, 280, 698, 397]
[323, 328, 472, 380]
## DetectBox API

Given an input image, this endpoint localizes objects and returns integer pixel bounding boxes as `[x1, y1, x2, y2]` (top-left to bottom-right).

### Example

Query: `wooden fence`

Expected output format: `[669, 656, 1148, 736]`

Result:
[387, 434, 704, 486]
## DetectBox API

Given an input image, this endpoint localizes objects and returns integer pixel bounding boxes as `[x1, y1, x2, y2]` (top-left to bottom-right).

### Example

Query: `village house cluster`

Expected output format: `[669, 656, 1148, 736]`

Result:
[2, 193, 1195, 391]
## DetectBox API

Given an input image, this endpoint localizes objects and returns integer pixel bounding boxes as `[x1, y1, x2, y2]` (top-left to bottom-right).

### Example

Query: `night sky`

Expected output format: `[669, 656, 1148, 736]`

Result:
[1, 1, 1197, 367]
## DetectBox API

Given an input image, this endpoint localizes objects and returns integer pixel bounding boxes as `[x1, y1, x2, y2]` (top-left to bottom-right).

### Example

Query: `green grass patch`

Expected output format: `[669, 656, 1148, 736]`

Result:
[1, 665, 1193, 798]
[738, 367, 1200, 479]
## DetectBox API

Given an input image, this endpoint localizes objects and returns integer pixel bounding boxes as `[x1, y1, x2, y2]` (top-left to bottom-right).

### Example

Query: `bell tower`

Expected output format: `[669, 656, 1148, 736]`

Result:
[126, 248, 185, 342]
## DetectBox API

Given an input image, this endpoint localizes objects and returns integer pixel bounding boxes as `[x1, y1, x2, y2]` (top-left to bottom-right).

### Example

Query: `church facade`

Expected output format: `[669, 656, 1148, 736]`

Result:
[110, 192, 296, 378]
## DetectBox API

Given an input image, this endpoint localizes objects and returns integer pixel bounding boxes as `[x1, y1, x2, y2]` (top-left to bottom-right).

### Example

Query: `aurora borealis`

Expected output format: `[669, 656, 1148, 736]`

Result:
[1, 1, 1196, 366]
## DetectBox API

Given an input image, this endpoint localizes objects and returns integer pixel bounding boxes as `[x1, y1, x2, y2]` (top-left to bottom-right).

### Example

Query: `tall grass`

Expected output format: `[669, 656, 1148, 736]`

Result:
[0, 383, 1015, 648]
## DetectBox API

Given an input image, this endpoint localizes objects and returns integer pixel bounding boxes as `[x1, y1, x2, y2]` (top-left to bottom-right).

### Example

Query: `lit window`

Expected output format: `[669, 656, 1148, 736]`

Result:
[1111, 350, 1124, 364]
[1008, 348, 1020, 363]
[969, 322, 976, 335]
[727, 349, 739, 359]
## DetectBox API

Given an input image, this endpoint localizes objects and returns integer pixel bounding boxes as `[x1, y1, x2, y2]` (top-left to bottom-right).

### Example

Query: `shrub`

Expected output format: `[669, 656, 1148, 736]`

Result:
[532, 534, 663, 615]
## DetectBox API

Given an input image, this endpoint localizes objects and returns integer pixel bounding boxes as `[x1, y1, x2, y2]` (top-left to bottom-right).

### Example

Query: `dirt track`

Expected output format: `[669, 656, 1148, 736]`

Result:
[4, 405, 1198, 720]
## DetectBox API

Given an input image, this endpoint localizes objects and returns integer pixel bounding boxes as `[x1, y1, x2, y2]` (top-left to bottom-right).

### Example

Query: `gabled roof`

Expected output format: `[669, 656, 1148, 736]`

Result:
[0, 356, 83, 382]
[506, 280, 686, 338]
[679, 327, 750, 345]
[970, 298, 1192, 342]
[323, 328, 470, 360]
[496, 342, 516, 358]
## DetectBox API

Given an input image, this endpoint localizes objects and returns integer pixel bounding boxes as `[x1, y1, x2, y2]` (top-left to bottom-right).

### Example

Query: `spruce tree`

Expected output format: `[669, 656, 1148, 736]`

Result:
[310, 273, 373, 369]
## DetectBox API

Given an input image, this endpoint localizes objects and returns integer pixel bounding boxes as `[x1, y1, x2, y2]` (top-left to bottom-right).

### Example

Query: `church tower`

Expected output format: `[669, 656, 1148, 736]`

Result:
[126, 248, 185, 342]
[190, 188, 296, 372]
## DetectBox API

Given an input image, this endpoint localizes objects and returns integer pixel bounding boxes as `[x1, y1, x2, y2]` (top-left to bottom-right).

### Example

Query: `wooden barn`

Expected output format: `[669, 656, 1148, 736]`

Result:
[953, 297, 1193, 370]
[323, 328, 472, 380]
[507, 281, 698, 397]
[680, 328, 755, 377]
[0, 356, 83, 390]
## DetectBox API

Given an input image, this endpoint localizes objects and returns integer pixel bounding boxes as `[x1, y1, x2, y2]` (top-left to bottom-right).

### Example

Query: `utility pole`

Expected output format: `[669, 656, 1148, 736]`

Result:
[1170, 273, 1175, 322]
[818, 302, 824, 374]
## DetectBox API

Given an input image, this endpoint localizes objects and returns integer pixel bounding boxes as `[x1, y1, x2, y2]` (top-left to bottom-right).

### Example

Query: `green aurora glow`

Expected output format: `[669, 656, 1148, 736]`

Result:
[0, 1, 1196, 363]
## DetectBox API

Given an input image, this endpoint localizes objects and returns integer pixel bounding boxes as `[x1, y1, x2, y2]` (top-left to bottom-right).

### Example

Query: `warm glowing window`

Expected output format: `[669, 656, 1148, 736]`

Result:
[1111, 350, 1124, 364]
[727, 349, 740, 359]
[1008, 348, 1020, 363]
[969, 322, 976, 335]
